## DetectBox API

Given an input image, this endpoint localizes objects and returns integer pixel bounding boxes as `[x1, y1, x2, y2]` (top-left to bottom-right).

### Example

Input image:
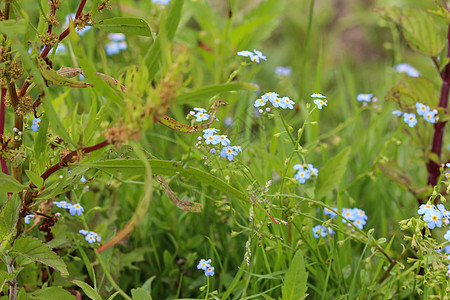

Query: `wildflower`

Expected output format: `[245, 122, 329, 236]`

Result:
[194, 107, 207, 113]
[294, 169, 311, 184]
[237, 50, 253, 58]
[31, 118, 41, 132]
[203, 128, 219, 135]
[313, 98, 327, 110]
[85, 234, 97, 243]
[444, 230, 450, 242]
[53, 201, 70, 209]
[394, 63, 419, 77]
[342, 208, 355, 223]
[416, 102, 430, 116]
[152, 0, 170, 4]
[210, 148, 216, 154]
[324, 207, 337, 218]
[270, 97, 282, 108]
[108, 33, 126, 41]
[232, 146, 242, 153]
[205, 266, 215, 276]
[307, 164, 319, 177]
[352, 208, 368, 221]
[80, 176, 87, 183]
[445, 172, 450, 179]
[437, 204, 450, 218]
[262, 92, 279, 103]
[423, 209, 443, 229]
[105, 41, 127, 56]
[253, 49, 267, 61]
[310, 93, 326, 98]
[446, 163, 450, 168]
[24, 214, 34, 224]
[218, 135, 231, 146]
[254, 98, 267, 107]
[220, 146, 238, 161]
[79, 229, 89, 235]
[418, 204, 436, 215]
[194, 112, 210, 122]
[224, 117, 233, 127]
[357, 94, 373, 102]
[392, 110, 403, 116]
[274, 66, 292, 77]
[353, 218, 366, 230]
[197, 259, 211, 270]
[403, 113, 417, 128]
[279, 97, 295, 109]
[68, 203, 84, 216]
[312, 225, 333, 238]
[203, 134, 220, 145]
[423, 110, 436, 123]
[55, 44, 67, 54]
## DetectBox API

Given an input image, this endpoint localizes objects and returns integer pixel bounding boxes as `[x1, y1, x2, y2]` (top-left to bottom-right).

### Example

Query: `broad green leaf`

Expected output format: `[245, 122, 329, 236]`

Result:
[42, 89, 76, 147]
[0, 19, 27, 35]
[72, 280, 102, 300]
[315, 146, 351, 199]
[31, 287, 76, 299]
[37, 57, 92, 88]
[175, 82, 249, 105]
[144, 0, 184, 80]
[10, 237, 69, 276]
[25, 170, 43, 190]
[131, 288, 152, 300]
[34, 114, 49, 174]
[282, 250, 308, 300]
[0, 269, 15, 292]
[80, 159, 247, 203]
[374, 6, 403, 25]
[0, 173, 25, 193]
[95, 17, 152, 36]
[0, 195, 21, 245]
[385, 77, 438, 108]
[400, 8, 445, 56]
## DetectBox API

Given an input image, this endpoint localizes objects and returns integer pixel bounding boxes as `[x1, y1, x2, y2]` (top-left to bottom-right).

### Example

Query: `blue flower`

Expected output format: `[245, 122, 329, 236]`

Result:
[352, 208, 368, 221]
[262, 92, 279, 102]
[254, 98, 267, 107]
[392, 110, 403, 116]
[85, 234, 96, 243]
[423, 209, 443, 229]
[194, 112, 210, 122]
[445, 230, 450, 242]
[31, 118, 41, 132]
[403, 113, 417, 128]
[342, 208, 355, 223]
[108, 33, 126, 41]
[446, 172, 450, 180]
[218, 135, 231, 146]
[79, 229, 89, 235]
[310, 93, 326, 98]
[105, 41, 127, 56]
[197, 259, 211, 270]
[232, 146, 242, 153]
[446, 163, 450, 168]
[237, 50, 253, 58]
[312, 225, 333, 238]
[202, 128, 219, 135]
[80, 176, 87, 183]
[203, 134, 220, 145]
[294, 169, 311, 184]
[274, 66, 292, 77]
[416, 102, 430, 116]
[253, 49, 267, 61]
[279, 97, 295, 109]
[205, 266, 215, 276]
[220, 146, 238, 161]
[324, 207, 337, 218]
[307, 164, 319, 177]
[194, 107, 207, 113]
[152, 0, 170, 4]
[357, 94, 373, 102]
[313, 99, 327, 110]
[352, 218, 366, 229]
[68, 203, 84, 216]
[423, 110, 436, 123]
[55, 44, 67, 54]
[394, 63, 419, 77]
[437, 204, 449, 218]
[269, 96, 282, 108]
[418, 204, 436, 215]
[53, 200, 71, 208]
[24, 214, 34, 224]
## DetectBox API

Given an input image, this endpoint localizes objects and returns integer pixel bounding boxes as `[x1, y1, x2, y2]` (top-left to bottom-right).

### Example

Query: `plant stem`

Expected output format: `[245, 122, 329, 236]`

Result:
[0, 87, 8, 176]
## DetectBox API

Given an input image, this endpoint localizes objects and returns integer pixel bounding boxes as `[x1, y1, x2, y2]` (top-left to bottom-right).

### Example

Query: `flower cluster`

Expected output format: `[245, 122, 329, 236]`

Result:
[79, 229, 102, 244]
[356, 93, 379, 108]
[394, 63, 419, 77]
[293, 163, 318, 184]
[105, 33, 127, 56]
[312, 225, 334, 238]
[197, 258, 214, 276]
[418, 203, 448, 230]
[274, 66, 292, 77]
[311, 93, 327, 109]
[31, 118, 40, 132]
[152, 0, 170, 4]
[188, 107, 210, 122]
[254, 92, 295, 113]
[53, 201, 84, 216]
[392, 102, 437, 128]
[237, 49, 267, 63]
[198, 128, 242, 162]
[312, 206, 368, 239]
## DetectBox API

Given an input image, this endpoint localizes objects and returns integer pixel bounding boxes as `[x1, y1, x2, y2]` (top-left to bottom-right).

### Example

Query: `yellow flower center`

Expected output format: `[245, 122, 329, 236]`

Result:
[432, 216, 438, 221]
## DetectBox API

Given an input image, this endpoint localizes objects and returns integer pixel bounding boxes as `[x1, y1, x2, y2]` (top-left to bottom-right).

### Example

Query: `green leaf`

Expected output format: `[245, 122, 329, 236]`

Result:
[0, 195, 21, 245]
[0, 269, 15, 292]
[144, 0, 184, 80]
[34, 114, 49, 175]
[72, 280, 102, 300]
[10, 237, 69, 276]
[400, 8, 445, 56]
[31, 287, 76, 300]
[377, 161, 420, 195]
[0, 19, 27, 35]
[282, 250, 308, 300]
[25, 170, 44, 190]
[95, 17, 152, 36]
[315, 146, 351, 199]
[42, 89, 76, 147]
[131, 288, 152, 300]
[175, 83, 248, 105]
[374, 6, 403, 25]
[0, 173, 25, 193]
[37, 57, 92, 88]
[385, 77, 438, 108]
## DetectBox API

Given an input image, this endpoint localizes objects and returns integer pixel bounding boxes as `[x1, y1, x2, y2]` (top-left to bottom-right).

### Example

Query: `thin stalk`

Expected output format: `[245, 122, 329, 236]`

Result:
[0, 87, 8, 176]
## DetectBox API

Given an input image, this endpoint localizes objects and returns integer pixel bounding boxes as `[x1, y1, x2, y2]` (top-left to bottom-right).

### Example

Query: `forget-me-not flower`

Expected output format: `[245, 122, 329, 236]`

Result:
[392, 110, 403, 116]
[53, 201, 71, 209]
[69, 203, 84, 216]
[31, 118, 41, 132]
[416, 102, 430, 116]
[357, 94, 373, 102]
[274, 66, 292, 77]
[24, 214, 34, 224]
[394, 63, 419, 77]
[423, 209, 443, 229]
[194, 112, 210, 122]
[403, 113, 417, 128]
[313, 99, 327, 110]
[220, 146, 238, 161]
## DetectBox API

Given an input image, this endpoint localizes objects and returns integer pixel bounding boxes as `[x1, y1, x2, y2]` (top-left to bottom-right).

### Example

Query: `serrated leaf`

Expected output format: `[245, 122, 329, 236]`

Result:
[315, 147, 351, 199]
[31, 287, 76, 299]
[282, 250, 308, 300]
[374, 6, 403, 25]
[10, 237, 68, 276]
[400, 8, 445, 56]
[0, 195, 21, 245]
[0, 173, 25, 193]
[131, 288, 152, 300]
[25, 170, 44, 190]
[95, 17, 152, 36]
[0, 269, 15, 291]
[385, 77, 438, 108]
[72, 280, 102, 300]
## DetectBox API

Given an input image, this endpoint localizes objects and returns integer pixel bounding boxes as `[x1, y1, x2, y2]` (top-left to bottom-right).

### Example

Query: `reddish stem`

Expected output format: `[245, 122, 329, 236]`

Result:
[0, 87, 8, 176]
